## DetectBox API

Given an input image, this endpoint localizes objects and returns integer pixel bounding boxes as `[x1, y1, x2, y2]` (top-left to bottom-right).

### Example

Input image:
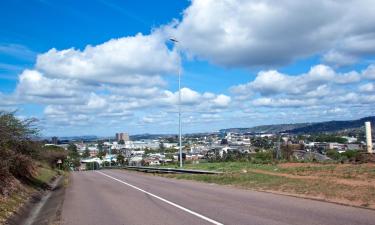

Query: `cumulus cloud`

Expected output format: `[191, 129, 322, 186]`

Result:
[36, 33, 179, 85]
[171, 0, 375, 67]
[4, 0, 375, 135]
[231, 64, 375, 109]
[359, 83, 375, 92]
[160, 87, 231, 110]
[231, 64, 362, 97]
[16, 70, 76, 97]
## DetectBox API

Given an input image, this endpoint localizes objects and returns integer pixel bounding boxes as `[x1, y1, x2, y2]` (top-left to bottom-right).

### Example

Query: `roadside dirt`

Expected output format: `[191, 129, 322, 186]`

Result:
[6, 176, 65, 225]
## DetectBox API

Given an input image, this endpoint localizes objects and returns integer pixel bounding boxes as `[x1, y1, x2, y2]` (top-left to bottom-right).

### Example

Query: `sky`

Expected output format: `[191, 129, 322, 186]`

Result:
[1, 0, 375, 137]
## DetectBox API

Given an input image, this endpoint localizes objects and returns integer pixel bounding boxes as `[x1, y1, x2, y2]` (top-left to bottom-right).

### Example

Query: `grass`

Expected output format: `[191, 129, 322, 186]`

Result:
[34, 163, 59, 185]
[0, 162, 59, 223]
[160, 161, 375, 209]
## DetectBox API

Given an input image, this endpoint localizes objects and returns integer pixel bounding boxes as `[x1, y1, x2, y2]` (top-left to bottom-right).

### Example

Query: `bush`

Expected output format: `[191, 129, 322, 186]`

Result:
[85, 162, 100, 170]
[8, 154, 36, 180]
[40, 146, 68, 169]
[0, 161, 15, 195]
[341, 150, 359, 161]
[252, 150, 273, 163]
[326, 149, 340, 160]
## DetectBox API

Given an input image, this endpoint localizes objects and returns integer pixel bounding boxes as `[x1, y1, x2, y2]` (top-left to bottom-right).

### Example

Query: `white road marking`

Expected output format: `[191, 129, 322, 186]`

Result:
[96, 171, 224, 225]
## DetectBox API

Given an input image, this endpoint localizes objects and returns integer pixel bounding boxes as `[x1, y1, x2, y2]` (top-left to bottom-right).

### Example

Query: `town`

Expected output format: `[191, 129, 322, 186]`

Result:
[2, 1, 375, 224]
[45, 120, 375, 171]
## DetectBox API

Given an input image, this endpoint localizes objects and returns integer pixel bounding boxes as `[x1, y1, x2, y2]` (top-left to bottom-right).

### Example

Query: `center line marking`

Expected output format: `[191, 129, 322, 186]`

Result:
[96, 171, 224, 225]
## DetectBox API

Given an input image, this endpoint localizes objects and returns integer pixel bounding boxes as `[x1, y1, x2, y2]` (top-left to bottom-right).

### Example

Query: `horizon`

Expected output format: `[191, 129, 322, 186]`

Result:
[45, 115, 374, 138]
[1, 0, 375, 136]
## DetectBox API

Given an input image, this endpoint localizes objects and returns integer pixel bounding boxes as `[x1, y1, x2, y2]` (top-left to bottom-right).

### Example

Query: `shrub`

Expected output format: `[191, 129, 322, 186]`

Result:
[341, 150, 359, 161]
[8, 154, 36, 180]
[85, 162, 100, 170]
[326, 149, 340, 160]
[252, 150, 273, 163]
[40, 146, 68, 169]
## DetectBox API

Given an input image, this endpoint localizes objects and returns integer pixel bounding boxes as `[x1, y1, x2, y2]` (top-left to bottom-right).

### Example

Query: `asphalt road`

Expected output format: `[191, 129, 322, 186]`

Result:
[61, 169, 375, 225]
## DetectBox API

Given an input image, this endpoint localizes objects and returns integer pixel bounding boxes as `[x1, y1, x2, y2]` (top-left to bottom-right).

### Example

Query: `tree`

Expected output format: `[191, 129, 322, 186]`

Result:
[98, 141, 103, 151]
[82, 146, 90, 158]
[67, 143, 80, 169]
[97, 150, 106, 159]
[117, 154, 125, 165]
[41, 145, 68, 169]
[118, 139, 125, 145]
[159, 142, 165, 153]
[0, 111, 40, 193]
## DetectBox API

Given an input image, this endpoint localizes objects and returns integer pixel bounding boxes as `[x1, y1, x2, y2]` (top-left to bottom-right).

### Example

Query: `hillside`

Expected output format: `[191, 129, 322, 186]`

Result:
[220, 116, 375, 134]
[287, 116, 375, 134]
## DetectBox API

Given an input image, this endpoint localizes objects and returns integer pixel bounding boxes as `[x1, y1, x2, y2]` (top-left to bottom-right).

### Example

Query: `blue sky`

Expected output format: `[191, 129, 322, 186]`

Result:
[1, 0, 375, 136]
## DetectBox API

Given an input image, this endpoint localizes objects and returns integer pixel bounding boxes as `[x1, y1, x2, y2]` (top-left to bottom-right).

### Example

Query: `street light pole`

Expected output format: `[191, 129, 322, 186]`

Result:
[178, 65, 182, 168]
[170, 38, 183, 168]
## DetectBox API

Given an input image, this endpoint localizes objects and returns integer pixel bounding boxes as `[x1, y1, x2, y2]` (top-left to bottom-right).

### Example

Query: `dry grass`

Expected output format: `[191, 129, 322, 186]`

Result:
[162, 162, 375, 209]
[0, 162, 58, 223]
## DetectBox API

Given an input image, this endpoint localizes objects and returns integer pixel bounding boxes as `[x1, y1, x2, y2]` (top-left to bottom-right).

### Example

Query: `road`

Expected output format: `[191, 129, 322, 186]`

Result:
[61, 169, 375, 225]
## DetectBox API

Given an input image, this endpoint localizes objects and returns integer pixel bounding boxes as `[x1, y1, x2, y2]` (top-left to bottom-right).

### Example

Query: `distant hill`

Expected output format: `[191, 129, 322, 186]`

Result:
[57, 135, 98, 141]
[130, 133, 172, 140]
[220, 116, 375, 134]
[287, 116, 375, 134]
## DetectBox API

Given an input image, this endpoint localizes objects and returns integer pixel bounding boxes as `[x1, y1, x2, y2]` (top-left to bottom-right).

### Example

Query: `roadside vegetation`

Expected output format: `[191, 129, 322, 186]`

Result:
[0, 111, 69, 223]
[162, 161, 375, 209]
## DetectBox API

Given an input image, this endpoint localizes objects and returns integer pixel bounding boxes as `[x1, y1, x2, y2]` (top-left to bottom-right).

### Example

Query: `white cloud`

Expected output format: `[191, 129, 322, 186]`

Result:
[231, 64, 375, 111]
[36, 32, 179, 85]
[171, 0, 375, 67]
[363, 65, 375, 79]
[322, 50, 358, 67]
[4, 0, 375, 135]
[212, 94, 231, 108]
[359, 83, 375, 92]
[15, 70, 80, 100]
[232, 64, 362, 97]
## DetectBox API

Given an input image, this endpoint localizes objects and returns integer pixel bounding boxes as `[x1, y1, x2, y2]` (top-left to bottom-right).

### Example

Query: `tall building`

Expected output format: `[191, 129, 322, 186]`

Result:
[116, 132, 129, 142]
[51, 136, 59, 145]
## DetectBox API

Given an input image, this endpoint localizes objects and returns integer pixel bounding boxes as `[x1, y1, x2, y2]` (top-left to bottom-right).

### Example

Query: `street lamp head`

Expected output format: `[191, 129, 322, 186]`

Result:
[169, 38, 179, 43]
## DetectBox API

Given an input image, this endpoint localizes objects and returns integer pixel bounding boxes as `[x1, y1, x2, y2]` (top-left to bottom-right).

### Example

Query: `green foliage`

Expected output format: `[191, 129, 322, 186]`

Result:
[326, 149, 341, 160]
[117, 154, 125, 165]
[82, 146, 90, 158]
[97, 150, 106, 159]
[159, 142, 165, 151]
[102, 161, 116, 167]
[308, 134, 347, 144]
[85, 162, 100, 170]
[0, 111, 40, 194]
[67, 143, 81, 169]
[326, 149, 360, 162]
[40, 145, 68, 169]
[252, 150, 273, 163]
[251, 137, 274, 149]
[97, 141, 103, 151]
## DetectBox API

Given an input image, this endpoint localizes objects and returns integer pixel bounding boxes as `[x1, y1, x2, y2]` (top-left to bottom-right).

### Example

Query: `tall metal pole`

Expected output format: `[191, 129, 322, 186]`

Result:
[178, 66, 182, 168]
[169, 38, 182, 167]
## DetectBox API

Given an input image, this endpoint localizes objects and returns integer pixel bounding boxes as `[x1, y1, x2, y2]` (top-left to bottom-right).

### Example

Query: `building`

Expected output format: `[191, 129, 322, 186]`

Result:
[116, 132, 129, 142]
[51, 136, 59, 145]
[365, 121, 373, 153]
